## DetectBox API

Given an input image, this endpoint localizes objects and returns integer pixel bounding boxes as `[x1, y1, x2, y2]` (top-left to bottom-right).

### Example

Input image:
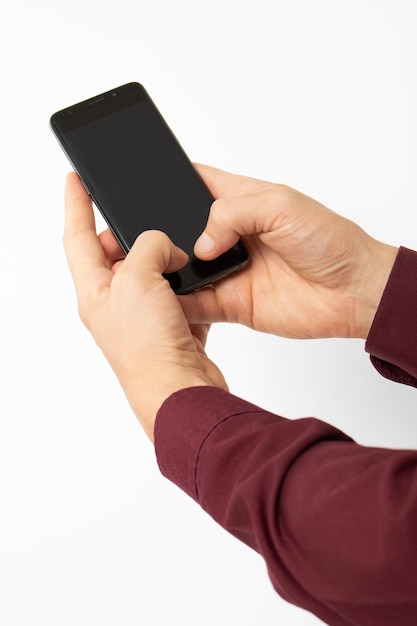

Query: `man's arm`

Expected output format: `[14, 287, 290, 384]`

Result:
[155, 246, 417, 626]
[155, 391, 417, 626]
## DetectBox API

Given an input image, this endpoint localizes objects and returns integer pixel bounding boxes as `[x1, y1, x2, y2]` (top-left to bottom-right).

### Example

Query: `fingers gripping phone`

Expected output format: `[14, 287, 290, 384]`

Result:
[50, 82, 248, 294]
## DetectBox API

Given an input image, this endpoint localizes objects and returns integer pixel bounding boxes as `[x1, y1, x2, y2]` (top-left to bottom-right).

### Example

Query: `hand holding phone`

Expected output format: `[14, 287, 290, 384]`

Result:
[50, 82, 248, 293]
[64, 171, 228, 439]
[181, 163, 398, 341]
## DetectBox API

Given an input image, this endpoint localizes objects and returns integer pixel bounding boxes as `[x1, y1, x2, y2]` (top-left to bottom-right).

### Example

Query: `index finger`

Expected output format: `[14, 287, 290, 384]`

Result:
[64, 172, 111, 295]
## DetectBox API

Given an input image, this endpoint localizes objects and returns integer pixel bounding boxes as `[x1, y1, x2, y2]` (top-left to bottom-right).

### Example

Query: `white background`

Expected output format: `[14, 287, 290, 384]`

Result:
[1, 1, 416, 624]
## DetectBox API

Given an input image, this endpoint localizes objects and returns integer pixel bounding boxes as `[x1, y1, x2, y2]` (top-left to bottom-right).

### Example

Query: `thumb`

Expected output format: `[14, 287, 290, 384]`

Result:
[194, 190, 276, 260]
[124, 230, 188, 279]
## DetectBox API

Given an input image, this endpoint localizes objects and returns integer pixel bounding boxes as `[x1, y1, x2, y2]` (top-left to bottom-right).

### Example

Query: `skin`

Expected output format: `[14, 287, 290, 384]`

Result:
[63, 166, 398, 440]
[184, 164, 398, 340]
[64, 172, 227, 442]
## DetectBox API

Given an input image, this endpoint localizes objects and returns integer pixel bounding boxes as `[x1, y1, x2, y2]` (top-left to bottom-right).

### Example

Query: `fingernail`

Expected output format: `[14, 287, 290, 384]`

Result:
[195, 232, 215, 255]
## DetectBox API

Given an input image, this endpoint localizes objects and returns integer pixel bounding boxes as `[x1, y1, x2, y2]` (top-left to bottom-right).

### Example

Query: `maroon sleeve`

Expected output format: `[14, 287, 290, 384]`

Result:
[366, 246, 417, 387]
[154, 245, 417, 625]
[155, 388, 417, 625]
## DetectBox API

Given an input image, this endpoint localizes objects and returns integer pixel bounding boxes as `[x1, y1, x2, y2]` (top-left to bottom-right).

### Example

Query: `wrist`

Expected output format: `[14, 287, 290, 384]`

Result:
[353, 242, 398, 340]
[127, 374, 215, 443]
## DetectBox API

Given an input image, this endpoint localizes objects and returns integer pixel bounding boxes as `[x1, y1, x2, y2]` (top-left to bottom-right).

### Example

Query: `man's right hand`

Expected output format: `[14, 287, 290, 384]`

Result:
[182, 164, 398, 340]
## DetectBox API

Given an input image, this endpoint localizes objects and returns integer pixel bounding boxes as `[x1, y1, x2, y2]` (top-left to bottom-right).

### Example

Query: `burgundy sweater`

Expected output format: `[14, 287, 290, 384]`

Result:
[155, 246, 417, 626]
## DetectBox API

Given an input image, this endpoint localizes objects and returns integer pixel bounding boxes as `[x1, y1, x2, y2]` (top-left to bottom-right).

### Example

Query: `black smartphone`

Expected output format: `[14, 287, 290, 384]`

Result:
[50, 82, 248, 294]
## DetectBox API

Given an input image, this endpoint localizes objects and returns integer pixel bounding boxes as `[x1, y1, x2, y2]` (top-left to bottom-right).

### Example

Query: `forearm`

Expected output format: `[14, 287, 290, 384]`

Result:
[155, 387, 417, 626]
[154, 244, 417, 625]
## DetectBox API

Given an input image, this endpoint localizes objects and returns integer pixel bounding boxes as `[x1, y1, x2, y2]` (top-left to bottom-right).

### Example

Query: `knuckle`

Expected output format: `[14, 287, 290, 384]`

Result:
[263, 185, 297, 221]
[270, 183, 293, 204]
[209, 198, 230, 227]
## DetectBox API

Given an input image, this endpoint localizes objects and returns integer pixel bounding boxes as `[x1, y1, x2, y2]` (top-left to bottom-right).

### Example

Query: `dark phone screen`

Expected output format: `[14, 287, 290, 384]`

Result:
[51, 84, 247, 293]
[63, 98, 213, 254]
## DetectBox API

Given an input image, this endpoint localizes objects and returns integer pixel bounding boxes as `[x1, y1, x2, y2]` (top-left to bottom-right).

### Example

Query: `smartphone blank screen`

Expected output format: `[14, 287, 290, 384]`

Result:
[51, 83, 247, 293]
[63, 99, 213, 253]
